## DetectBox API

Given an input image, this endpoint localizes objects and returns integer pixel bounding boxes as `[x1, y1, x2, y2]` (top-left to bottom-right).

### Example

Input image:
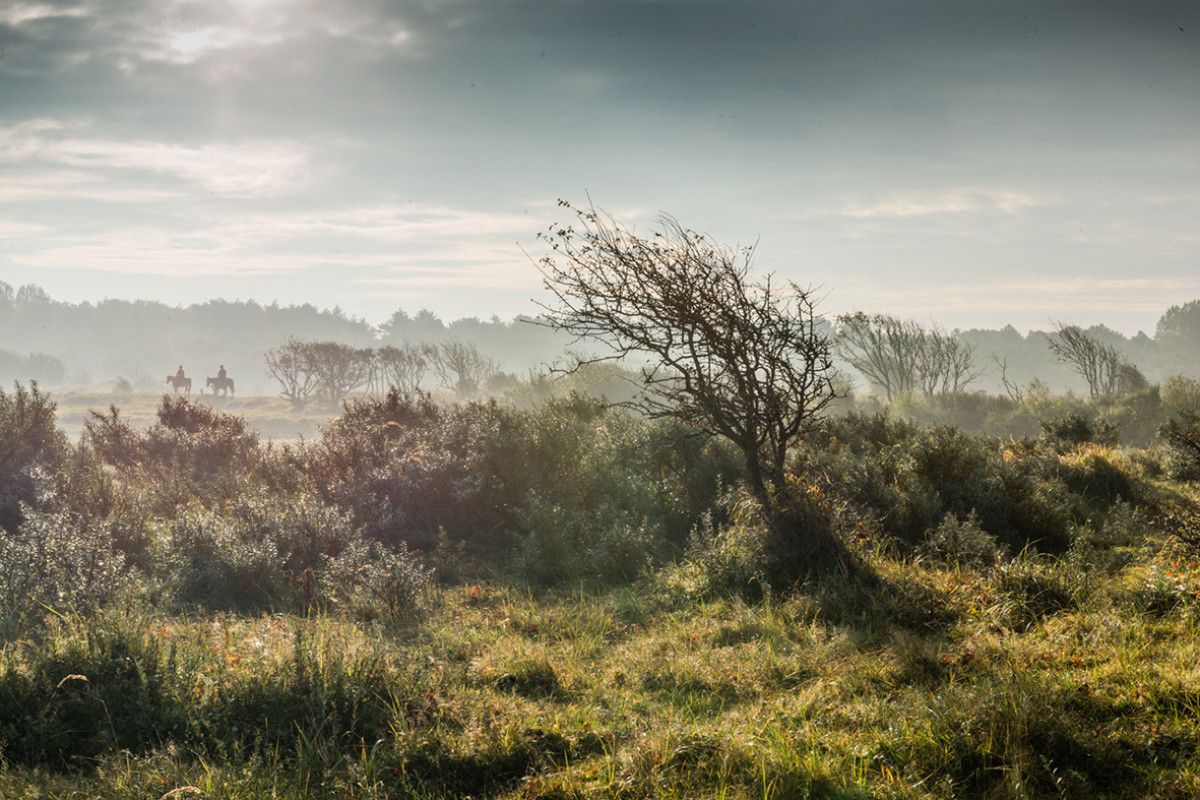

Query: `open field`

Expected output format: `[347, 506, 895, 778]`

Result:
[51, 391, 343, 442]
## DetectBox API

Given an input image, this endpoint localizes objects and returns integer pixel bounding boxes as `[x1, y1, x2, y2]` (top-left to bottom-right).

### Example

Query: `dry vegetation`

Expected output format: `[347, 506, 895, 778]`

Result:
[2, 378, 1200, 799]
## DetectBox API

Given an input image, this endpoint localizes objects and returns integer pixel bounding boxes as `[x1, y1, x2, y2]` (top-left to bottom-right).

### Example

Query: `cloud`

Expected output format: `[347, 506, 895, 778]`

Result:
[0, 171, 179, 203]
[837, 189, 1039, 219]
[8, 202, 539, 286]
[0, 2, 87, 26]
[0, 120, 314, 197]
[0, 220, 49, 237]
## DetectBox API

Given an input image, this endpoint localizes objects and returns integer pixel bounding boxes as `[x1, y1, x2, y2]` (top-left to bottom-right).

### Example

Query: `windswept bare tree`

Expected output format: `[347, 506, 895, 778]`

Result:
[306, 342, 373, 410]
[532, 200, 836, 503]
[837, 313, 982, 399]
[834, 313, 923, 401]
[374, 344, 431, 399]
[429, 340, 498, 399]
[264, 339, 372, 410]
[1047, 323, 1145, 400]
[915, 324, 985, 396]
[264, 338, 322, 410]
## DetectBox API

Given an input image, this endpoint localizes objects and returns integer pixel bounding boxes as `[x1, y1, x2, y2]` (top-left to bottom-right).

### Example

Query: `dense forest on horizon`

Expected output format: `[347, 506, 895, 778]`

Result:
[1, 280, 1198, 399]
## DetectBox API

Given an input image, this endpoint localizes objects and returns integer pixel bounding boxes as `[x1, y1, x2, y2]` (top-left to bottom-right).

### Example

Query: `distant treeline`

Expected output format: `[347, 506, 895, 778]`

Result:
[0, 280, 1197, 397]
[0, 282, 570, 395]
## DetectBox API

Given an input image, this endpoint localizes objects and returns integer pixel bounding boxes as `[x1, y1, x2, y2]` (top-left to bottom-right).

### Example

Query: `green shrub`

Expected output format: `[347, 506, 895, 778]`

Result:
[323, 537, 430, 624]
[145, 396, 260, 492]
[158, 496, 432, 618]
[1054, 448, 1138, 505]
[301, 392, 729, 586]
[894, 391, 1019, 435]
[1159, 411, 1200, 482]
[1040, 412, 1120, 449]
[668, 478, 854, 599]
[805, 415, 1147, 556]
[0, 382, 68, 533]
[670, 493, 772, 601]
[1100, 385, 1163, 447]
[1161, 374, 1200, 419]
[918, 510, 1004, 568]
[161, 506, 285, 610]
[85, 397, 261, 511]
[0, 509, 132, 629]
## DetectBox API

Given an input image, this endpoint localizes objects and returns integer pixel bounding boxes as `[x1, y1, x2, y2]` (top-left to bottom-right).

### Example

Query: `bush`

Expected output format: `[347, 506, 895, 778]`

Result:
[893, 391, 1019, 435]
[1100, 385, 1163, 447]
[323, 537, 431, 624]
[669, 496, 772, 601]
[0, 382, 68, 533]
[146, 396, 260, 491]
[1040, 412, 1119, 449]
[161, 506, 286, 610]
[0, 509, 132, 630]
[1159, 411, 1200, 482]
[85, 397, 262, 512]
[668, 478, 853, 599]
[1054, 447, 1138, 505]
[803, 414, 1148, 556]
[1161, 375, 1200, 419]
[917, 510, 1004, 568]
[156, 493, 432, 619]
[301, 392, 731, 586]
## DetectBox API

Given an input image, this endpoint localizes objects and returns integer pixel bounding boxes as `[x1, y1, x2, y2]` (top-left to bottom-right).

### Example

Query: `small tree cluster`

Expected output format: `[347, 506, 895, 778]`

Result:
[430, 340, 500, 398]
[266, 339, 501, 409]
[371, 344, 430, 398]
[835, 313, 983, 401]
[1047, 322, 1146, 400]
[265, 339, 373, 410]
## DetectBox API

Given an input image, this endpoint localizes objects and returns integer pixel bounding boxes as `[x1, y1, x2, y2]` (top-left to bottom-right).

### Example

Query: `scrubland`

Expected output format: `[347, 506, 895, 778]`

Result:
[2, 380, 1200, 799]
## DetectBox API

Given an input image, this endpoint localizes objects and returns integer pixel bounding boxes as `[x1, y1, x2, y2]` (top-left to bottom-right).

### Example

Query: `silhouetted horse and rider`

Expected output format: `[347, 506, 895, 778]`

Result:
[206, 364, 235, 396]
[168, 365, 234, 396]
[167, 366, 192, 395]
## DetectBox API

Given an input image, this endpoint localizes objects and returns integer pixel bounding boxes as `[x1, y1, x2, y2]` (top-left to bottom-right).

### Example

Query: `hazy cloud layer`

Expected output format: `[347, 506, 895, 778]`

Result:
[1, 0, 1197, 333]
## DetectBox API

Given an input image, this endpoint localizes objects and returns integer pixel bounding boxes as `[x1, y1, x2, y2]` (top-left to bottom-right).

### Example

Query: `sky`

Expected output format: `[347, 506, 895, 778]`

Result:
[1, 0, 1197, 336]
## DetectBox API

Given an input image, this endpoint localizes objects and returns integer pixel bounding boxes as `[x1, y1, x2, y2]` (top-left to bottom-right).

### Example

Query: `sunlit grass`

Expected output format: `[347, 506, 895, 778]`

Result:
[4, 547, 1200, 798]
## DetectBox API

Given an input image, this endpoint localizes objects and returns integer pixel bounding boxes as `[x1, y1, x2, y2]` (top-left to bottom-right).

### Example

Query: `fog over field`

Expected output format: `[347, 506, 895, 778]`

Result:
[6, 8, 1200, 793]
[1, 0, 1198, 336]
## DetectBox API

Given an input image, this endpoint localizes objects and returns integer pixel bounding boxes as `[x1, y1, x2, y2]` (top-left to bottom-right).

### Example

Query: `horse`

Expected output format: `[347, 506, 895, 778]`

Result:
[166, 374, 192, 395]
[206, 375, 235, 396]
